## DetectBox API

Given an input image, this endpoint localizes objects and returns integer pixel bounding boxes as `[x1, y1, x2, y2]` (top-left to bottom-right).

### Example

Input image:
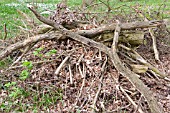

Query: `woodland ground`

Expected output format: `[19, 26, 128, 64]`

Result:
[0, 0, 170, 113]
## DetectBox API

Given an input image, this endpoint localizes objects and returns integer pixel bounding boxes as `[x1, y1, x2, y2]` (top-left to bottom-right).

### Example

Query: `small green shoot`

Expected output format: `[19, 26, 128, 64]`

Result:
[33, 47, 44, 57]
[9, 87, 22, 98]
[45, 49, 57, 56]
[4, 82, 16, 88]
[22, 61, 33, 70]
[20, 70, 29, 80]
[0, 60, 5, 67]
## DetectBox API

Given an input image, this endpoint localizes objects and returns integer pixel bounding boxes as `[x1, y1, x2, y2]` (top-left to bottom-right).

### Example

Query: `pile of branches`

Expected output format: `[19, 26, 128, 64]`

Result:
[1, 2, 170, 113]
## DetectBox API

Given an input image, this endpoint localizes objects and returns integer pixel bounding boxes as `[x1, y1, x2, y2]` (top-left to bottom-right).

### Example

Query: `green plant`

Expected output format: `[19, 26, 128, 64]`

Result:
[9, 87, 23, 98]
[22, 61, 33, 69]
[32, 89, 63, 108]
[1, 81, 30, 112]
[4, 82, 17, 88]
[0, 57, 13, 68]
[19, 70, 29, 80]
[33, 47, 44, 57]
[45, 49, 57, 56]
[0, 60, 5, 67]
[19, 61, 33, 80]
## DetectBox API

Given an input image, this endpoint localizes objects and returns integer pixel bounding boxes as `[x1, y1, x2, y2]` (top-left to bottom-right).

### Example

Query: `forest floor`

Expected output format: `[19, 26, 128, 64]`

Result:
[0, 0, 170, 112]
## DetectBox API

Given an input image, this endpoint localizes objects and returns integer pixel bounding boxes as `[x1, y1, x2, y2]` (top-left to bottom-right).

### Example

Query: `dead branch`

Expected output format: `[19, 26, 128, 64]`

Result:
[0, 31, 63, 60]
[0, 9, 162, 60]
[110, 21, 163, 113]
[28, 6, 164, 113]
[136, 10, 160, 61]
[149, 28, 160, 61]
[55, 55, 70, 75]
[75, 63, 86, 106]
[76, 20, 163, 37]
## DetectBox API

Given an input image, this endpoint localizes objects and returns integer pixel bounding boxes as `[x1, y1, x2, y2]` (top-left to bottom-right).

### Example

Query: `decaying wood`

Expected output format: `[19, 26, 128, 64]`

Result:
[97, 31, 144, 46]
[149, 28, 160, 61]
[27, 6, 164, 113]
[130, 64, 148, 74]
[130, 49, 167, 78]
[0, 30, 145, 61]
[118, 44, 167, 78]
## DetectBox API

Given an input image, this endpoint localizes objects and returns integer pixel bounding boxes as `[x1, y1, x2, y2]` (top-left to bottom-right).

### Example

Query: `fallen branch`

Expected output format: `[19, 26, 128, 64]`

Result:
[0, 7, 162, 61]
[55, 55, 70, 75]
[0, 31, 63, 60]
[76, 20, 162, 37]
[138, 11, 160, 61]
[28, 6, 164, 113]
[149, 28, 160, 61]
[110, 21, 163, 113]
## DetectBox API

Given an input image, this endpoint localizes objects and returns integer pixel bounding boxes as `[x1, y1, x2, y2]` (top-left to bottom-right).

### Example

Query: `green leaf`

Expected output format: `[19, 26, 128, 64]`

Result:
[9, 91, 18, 98]
[22, 61, 33, 70]
[49, 49, 57, 54]
[9, 87, 23, 98]
[20, 70, 29, 80]
[33, 51, 39, 56]
[0, 60, 5, 67]
[4, 82, 16, 88]
[45, 49, 57, 56]
[35, 47, 44, 53]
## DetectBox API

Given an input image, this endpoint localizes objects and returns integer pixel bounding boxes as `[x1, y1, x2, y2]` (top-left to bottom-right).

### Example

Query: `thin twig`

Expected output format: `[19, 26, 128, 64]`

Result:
[119, 86, 144, 113]
[134, 95, 143, 113]
[10, 44, 35, 67]
[73, 63, 86, 110]
[68, 64, 73, 84]
[55, 55, 70, 75]
[92, 56, 107, 112]
[8, 48, 76, 70]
